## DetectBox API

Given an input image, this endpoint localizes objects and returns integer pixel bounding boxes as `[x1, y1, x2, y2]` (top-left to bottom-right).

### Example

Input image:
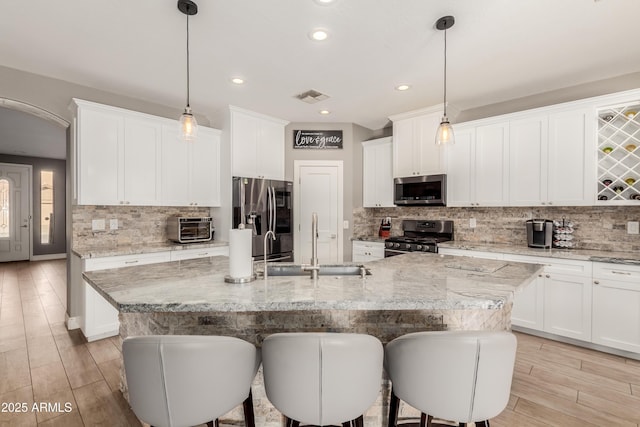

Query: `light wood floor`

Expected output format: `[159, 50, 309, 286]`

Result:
[1, 260, 639, 426]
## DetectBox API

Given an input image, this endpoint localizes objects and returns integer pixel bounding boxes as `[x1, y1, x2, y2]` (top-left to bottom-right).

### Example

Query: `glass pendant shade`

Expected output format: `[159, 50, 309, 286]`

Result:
[179, 107, 198, 142]
[435, 116, 455, 145]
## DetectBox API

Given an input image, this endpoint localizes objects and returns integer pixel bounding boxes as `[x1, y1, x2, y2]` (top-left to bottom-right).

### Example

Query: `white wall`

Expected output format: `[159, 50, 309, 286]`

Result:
[285, 122, 373, 260]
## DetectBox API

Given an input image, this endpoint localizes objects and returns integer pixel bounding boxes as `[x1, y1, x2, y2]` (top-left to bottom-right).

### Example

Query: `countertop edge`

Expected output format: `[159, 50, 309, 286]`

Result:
[438, 241, 640, 265]
[72, 240, 229, 259]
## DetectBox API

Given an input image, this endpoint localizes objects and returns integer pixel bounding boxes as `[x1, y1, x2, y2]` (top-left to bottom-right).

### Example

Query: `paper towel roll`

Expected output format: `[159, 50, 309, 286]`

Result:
[229, 228, 253, 279]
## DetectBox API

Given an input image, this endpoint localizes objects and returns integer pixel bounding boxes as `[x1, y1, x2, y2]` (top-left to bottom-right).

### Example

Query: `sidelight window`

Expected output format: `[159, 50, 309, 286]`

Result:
[0, 179, 8, 239]
[40, 171, 54, 244]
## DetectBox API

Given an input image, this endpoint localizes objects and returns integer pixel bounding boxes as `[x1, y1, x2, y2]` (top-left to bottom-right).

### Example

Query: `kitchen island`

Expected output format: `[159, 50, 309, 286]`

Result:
[83, 253, 542, 426]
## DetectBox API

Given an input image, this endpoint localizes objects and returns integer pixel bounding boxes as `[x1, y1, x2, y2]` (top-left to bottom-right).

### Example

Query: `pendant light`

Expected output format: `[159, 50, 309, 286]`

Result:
[435, 16, 455, 145]
[178, 0, 198, 142]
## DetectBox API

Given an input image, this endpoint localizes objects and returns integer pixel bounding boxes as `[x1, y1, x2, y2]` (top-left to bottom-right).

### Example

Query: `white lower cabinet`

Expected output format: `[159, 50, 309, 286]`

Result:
[542, 272, 592, 341]
[79, 247, 229, 341]
[502, 253, 592, 341]
[592, 262, 640, 353]
[81, 252, 171, 341]
[352, 241, 385, 262]
[170, 246, 229, 261]
[511, 273, 545, 331]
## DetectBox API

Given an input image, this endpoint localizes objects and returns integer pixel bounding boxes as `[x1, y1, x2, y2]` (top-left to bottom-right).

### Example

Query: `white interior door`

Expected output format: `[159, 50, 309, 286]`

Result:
[294, 161, 343, 264]
[0, 163, 31, 262]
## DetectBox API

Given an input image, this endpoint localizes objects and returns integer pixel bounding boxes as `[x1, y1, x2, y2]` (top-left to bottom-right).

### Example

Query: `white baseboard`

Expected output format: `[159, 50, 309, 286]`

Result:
[66, 314, 81, 330]
[32, 253, 67, 261]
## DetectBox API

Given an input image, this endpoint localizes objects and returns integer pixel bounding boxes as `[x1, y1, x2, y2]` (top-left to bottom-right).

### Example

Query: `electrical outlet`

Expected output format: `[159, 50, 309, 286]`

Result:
[470, 218, 477, 229]
[91, 219, 105, 231]
[109, 219, 118, 230]
[343, 220, 349, 229]
[627, 221, 639, 234]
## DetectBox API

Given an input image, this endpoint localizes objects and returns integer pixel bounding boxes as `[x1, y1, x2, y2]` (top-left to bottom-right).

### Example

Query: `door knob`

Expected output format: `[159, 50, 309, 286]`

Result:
[330, 234, 337, 239]
[21, 225, 28, 228]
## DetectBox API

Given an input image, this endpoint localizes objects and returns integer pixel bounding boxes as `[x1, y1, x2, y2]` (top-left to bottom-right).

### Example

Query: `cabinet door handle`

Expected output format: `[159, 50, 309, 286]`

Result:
[125, 260, 139, 264]
[545, 274, 550, 278]
[593, 280, 600, 285]
[612, 271, 632, 275]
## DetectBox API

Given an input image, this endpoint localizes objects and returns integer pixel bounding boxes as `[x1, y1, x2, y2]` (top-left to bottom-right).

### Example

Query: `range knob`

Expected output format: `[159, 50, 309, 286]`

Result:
[385, 242, 394, 248]
[423, 246, 431, 252]
[416, 245, 423, 250]
[394, 243, 400, 248]
[405, 243, 412, 250]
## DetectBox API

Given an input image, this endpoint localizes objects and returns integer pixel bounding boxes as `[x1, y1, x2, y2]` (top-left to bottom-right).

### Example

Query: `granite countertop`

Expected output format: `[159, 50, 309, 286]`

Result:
[438, 241, 640, 265]
[82, 253, 542, 314]
[72, 240, 229, 259]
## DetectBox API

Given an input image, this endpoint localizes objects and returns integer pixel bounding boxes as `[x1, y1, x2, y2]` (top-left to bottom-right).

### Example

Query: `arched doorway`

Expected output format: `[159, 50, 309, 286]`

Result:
[0, 98, 69, 258]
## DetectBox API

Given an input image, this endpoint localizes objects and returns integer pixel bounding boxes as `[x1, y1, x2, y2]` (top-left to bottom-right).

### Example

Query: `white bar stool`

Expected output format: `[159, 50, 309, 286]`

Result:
[384, 330, 517, 427]
[261, 332, 384, 427]
[123, 335, 260, 427]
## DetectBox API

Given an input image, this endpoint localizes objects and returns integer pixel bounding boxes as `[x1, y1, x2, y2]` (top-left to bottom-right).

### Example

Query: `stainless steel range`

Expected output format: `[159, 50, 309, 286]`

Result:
[384, 219, 454, 257]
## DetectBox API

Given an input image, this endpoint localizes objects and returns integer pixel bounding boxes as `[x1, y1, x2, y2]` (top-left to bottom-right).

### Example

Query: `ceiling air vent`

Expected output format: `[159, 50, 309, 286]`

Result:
[295, 89, 329, 104]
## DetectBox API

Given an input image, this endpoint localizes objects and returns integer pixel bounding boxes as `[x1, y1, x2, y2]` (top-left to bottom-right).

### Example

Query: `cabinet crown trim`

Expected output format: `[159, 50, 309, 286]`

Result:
[229, 105, 290, 125]
[71, 98, 221, 134]
[389, 103, 460, 122]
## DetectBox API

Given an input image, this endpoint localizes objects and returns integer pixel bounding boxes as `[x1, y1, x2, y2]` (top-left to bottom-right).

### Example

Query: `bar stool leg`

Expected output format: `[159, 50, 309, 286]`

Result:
[387, 387, 400, 427]
[242, 390, 256, 427]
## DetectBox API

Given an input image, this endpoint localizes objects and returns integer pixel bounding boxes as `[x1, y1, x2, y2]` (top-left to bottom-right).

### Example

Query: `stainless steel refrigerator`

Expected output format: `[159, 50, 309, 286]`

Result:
[232, 176, 294, 262]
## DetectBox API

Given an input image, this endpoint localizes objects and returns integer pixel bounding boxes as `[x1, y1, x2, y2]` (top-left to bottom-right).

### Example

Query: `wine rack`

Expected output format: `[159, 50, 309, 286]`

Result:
[597, 101, 640, 204]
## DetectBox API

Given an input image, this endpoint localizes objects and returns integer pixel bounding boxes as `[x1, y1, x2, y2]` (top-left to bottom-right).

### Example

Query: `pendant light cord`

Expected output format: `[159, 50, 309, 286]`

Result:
[186, 13, 191, 109]
[443, 25, 447, 118]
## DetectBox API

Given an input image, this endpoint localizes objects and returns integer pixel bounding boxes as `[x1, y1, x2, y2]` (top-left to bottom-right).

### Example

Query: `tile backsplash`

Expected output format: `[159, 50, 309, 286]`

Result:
[354, 206, 640, 252]
[72, 205, 212, 247]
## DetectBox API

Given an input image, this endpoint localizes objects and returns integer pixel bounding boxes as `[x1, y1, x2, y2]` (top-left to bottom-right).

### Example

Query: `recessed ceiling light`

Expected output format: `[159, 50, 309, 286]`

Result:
[319, 110, 331, 115]
[309, 29, 329, 41]
[231, 77, 245, 85]
[314, 0, 336, 5]
[395, 84, 411, 91]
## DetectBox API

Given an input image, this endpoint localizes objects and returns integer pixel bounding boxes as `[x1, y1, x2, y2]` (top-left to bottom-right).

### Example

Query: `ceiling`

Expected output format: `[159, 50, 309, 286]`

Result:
[1, 0, 640, 158]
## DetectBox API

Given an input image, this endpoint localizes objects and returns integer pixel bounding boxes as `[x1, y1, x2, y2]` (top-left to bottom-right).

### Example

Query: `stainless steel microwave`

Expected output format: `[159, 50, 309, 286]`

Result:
[394, 174, 447, 206]
[167, 216, 214, 243]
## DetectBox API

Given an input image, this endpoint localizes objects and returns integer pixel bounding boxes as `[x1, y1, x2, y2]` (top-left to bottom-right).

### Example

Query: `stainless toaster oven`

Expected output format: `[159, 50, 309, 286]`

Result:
[167, 217, 213, 243]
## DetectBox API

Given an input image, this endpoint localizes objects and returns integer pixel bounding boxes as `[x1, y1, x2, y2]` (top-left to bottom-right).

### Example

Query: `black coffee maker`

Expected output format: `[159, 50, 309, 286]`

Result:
[526, 219, 553, 248]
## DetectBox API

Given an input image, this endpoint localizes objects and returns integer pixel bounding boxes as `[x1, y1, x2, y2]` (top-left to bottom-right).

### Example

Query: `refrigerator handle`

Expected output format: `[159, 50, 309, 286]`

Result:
[267, 186, 273, 235]
[271, 185, 277, 237]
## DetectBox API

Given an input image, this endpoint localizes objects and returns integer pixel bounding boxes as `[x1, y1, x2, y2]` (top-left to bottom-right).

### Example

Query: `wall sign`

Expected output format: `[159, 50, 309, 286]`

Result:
[293, 130, 343, 149]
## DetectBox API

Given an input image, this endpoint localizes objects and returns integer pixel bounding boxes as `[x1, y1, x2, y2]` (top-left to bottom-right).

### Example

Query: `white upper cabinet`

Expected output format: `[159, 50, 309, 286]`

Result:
[509, 114, 548, 206]
[508, 107, 593, 206]
[123, 116, 162, 205]
[475, 121, 510, 206]
[74, 102, 123, 205]
[230, 106, 288, 180]
[446, 121, 509, 207]
[362, 137, 394, 207]
[448, 99, 597, 207]
[445, 126, 474, 206]
[74, 100, 161, 206]
[547, 107, 594, 205]
[160, 125, 221, 207]
[390, 107, 445, 178]
[72, 98, 221, 207]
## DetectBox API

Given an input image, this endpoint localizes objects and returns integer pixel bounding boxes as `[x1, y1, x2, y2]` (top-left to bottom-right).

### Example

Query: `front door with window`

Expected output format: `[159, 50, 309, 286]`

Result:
[0, 163, 31, 262]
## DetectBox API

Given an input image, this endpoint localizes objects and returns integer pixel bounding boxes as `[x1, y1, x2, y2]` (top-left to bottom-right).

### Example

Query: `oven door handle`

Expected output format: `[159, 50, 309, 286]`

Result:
[385, 249, 409, 255]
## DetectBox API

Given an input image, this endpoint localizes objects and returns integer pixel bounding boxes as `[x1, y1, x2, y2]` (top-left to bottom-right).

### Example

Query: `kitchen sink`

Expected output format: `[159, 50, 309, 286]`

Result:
[266, 264, 371, 277]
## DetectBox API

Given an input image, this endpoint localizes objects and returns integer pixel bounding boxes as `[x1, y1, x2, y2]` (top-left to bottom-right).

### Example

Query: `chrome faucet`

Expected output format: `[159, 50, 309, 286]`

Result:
[303, 212, 320, 279]
[263, 230, 276, 279]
